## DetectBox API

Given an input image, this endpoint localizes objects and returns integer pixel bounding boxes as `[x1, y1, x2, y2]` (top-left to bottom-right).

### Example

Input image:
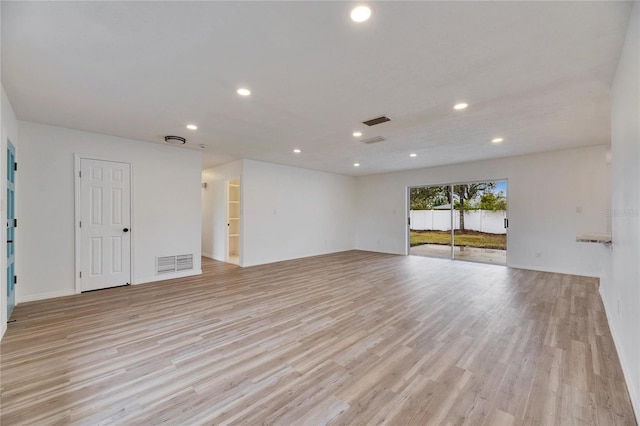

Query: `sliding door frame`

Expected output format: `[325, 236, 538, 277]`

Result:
[407, 178, 509, 264]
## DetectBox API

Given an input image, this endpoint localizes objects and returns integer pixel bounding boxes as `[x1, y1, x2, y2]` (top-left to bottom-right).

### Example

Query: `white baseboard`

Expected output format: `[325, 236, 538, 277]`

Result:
[17, 289, 76, 303]
[599, 286, 640, 421]
[135, 269, 202, 285]
[201, 252, 214, 259]
[241, 249, 358, 268]
[506, 262, 598, 278]
[355, 247, 404, 256]
[15, 270, 203, 302]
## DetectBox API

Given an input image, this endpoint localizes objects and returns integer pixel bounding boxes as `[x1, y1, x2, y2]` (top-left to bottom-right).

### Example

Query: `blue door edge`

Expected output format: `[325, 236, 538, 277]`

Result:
[6, 139, 16, 320]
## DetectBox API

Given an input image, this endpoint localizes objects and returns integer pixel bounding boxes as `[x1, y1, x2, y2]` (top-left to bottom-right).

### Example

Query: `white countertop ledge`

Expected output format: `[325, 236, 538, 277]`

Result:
[576, 232, 612, 244]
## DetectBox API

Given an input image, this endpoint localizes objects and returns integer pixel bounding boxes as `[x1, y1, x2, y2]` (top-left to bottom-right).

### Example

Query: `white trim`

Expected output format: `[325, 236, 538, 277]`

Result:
[507, 263, 598, 278]
[135, 269, 202, 285]
[17, 289, 76, 303]
[238, 173, 244, 267]
[225, 177, 242, 266]
[74, 154, 134, 294]
[202, 252, 214, 259]
[225, 179, 230, 263]
[599, 285, 640, 419]
[241, 250, 356, 268]
[74, 155, 80, 293]
[16, 270, 202, 302]
[404, 186, 410, 256]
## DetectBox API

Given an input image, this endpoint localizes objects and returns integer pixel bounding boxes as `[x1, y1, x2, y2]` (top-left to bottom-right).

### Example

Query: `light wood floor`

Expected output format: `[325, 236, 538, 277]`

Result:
[1, 251, 636, 425]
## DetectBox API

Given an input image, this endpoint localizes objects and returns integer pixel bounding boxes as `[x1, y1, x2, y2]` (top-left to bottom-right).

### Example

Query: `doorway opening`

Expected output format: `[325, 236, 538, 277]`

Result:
[409, 180, 507, 265]
[226, 178, 240, 265]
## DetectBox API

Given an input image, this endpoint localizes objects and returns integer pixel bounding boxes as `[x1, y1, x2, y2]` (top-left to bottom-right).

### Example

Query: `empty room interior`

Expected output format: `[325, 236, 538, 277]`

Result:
[1, 1, 639, 425]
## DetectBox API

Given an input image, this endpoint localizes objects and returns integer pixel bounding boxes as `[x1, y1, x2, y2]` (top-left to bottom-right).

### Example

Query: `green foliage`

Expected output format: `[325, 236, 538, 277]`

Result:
[454, 182, 496, 230]
[454, 182, 496, 208]
[477, 191, 507, 210]
[410, 186, 450, 210]
[453, 199, 476, 210]
[411, 182, 506, 217]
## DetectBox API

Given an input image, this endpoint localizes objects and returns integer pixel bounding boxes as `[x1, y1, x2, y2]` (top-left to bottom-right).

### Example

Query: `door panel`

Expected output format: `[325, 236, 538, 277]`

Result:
[408, 185, 452, 259]
[6, 140, 16, 318]
[80, 159, 131, 291]
[452, 181, 507, 264]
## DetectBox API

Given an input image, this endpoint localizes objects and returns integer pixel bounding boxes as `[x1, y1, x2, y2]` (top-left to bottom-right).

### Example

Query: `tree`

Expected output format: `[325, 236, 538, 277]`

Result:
[410, 186, 450, 210]
[478, 191, 507, 211]
[454, 183, 496, 231]
[411, 183, 501, 231]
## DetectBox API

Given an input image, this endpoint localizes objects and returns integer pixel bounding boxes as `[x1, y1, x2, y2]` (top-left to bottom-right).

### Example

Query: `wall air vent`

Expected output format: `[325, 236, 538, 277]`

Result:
[157, 256, 176, 274]
[361, 136, 387, 144]
[156, 254, 194, 274]
[176, 254, 194, 271]
[362, 116, 391, 126]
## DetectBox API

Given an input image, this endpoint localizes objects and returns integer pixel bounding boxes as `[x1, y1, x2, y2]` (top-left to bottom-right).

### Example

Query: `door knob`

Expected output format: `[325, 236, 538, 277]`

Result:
[123, 228, 129, 233]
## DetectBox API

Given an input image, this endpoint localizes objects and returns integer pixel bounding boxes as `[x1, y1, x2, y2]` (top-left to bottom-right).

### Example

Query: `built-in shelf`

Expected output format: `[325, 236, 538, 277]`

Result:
[576, 232, 612, 246]
[227, 178, 241, 262]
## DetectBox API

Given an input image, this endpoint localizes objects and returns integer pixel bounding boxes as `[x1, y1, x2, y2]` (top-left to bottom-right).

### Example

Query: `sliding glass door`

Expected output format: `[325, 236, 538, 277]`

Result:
[409, 185, 452, 259]
[409, 180, 507, 265]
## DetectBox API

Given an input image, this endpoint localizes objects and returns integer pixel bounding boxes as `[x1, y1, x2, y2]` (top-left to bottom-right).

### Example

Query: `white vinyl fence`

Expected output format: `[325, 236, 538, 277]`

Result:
[410, 209, 507, 234]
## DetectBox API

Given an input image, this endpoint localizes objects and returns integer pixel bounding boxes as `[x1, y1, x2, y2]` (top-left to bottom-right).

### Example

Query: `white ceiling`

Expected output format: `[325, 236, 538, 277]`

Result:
[1, 1, 633, 175]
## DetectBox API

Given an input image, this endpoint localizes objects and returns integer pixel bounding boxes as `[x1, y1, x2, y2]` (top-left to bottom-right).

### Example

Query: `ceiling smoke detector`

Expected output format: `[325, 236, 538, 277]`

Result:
[164, 136, 186, 145]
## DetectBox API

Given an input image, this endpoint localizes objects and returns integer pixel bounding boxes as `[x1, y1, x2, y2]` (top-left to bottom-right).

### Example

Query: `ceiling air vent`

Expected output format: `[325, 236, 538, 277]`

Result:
[362, 116, 391, 126]
[361, 136, 387, 144]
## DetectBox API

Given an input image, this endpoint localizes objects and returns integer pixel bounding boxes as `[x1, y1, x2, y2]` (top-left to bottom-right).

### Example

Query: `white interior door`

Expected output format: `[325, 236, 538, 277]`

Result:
[80, 159, 131, 292]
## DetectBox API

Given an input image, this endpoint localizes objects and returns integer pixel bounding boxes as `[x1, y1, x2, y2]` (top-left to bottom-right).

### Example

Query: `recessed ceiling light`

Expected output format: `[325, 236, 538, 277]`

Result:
[186, 124, 198, 130]
[410, 153, 417, 157]
[353, 131, 362, 137]
[293, 149, 301, 153]
[454, 103, 468, 110]
[353, 163, 360, 167]
[351, 5, 371, 23]
[492, 137, 504, 143]
[237, 88, 251, 96]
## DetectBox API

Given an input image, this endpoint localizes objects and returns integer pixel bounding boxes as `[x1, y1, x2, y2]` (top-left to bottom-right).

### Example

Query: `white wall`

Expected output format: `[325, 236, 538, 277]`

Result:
[241, 159, 356, 267]
[201, 177, 213, 258]
[16, 121, 202, 302]
[201, 160, 243, 262]
[1, 86, 19, 338]
[603, 1, 640, 416]
[356, 145, 610, 277]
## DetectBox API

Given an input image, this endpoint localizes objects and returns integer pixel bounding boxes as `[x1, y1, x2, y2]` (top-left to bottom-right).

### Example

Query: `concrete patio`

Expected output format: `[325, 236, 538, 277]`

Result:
[410, 243, 506, 265]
